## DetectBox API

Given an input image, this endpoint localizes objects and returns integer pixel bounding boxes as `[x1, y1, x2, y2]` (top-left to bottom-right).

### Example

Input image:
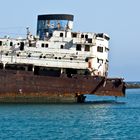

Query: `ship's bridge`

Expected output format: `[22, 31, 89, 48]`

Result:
[37, 14, 74, 40]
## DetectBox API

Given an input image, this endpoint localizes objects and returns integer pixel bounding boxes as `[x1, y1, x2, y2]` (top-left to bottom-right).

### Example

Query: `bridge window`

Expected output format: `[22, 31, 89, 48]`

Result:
[76, 44, 82, 51]
[97, 46, 103, 52]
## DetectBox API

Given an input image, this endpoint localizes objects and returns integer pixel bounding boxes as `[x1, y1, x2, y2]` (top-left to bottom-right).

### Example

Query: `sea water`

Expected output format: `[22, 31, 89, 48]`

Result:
[0, 89, 140, 140]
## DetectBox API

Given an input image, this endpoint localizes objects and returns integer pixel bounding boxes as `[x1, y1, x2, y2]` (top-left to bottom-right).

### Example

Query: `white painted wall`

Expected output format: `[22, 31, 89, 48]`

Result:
[0, 31, 109, 76]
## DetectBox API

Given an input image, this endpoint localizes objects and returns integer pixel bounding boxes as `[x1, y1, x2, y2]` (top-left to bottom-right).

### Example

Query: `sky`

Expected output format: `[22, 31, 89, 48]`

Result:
[0, 0, 140, 81]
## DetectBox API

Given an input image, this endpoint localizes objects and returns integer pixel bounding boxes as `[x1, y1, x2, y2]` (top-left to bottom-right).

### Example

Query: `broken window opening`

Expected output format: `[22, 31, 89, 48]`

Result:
[41, 43, 45, 47]
[104, 35, 110, 41]
[60, 33, 63, 37]
[60, 45, 64, 49]
[96, 33, 103, 38]
[45, 44, 48, 48]
[85, 34, 88, 39]
[10, 42, 13, 46]
[72, 33, 77, 38]
[97, 58, 103, 63]
[76, 44, 82, 51]
[81, 34, 84, 38]
[20, 42, 24, 51]
[0, 41, 2, 46]
[87, 38, 92, 43]
[85, 45, 90, 51]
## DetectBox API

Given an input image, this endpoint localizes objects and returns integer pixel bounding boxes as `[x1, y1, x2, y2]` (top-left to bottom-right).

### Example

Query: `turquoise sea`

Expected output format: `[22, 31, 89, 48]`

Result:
[0, 89, 140, 140]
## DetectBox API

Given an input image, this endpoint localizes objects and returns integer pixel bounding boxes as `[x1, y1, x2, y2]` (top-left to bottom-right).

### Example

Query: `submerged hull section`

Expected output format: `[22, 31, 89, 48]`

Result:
[0, 70, 125, 103]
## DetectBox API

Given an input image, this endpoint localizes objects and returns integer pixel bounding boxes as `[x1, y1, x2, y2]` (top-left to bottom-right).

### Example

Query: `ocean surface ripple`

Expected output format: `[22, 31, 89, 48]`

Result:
[0, 89, 140, 139]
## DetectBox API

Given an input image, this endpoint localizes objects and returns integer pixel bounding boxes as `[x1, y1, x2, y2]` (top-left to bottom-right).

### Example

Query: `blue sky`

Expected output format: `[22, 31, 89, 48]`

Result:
[0, 0, 140, 81]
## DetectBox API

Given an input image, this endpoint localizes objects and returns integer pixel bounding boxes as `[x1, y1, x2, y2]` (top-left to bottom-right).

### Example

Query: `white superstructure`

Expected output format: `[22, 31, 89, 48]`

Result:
[0, 14, 110, 77]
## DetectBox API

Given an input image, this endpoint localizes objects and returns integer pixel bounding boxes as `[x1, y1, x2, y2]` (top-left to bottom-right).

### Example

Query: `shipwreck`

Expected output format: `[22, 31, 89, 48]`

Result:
[0, 14, 126, 103]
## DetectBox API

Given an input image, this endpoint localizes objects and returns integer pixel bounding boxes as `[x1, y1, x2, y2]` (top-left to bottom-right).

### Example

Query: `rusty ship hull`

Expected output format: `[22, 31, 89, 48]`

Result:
[0, 69, 125, 103]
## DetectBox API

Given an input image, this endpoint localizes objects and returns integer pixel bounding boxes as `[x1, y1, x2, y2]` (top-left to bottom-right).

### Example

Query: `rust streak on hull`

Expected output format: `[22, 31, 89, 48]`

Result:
[0, 70, 125, 103]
